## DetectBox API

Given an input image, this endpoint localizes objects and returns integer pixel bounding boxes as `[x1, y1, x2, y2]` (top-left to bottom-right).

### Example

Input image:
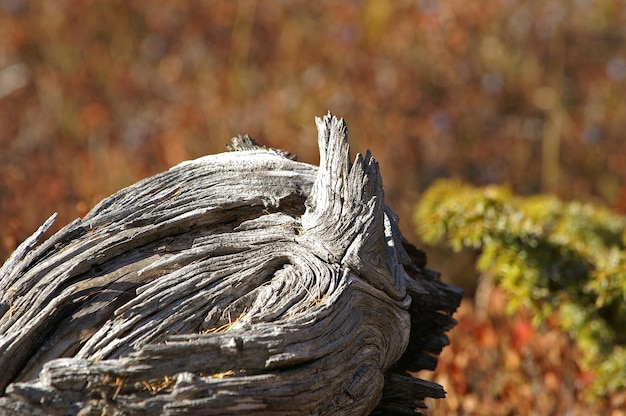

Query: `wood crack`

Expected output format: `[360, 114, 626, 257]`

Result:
[0, 113, 461, 415]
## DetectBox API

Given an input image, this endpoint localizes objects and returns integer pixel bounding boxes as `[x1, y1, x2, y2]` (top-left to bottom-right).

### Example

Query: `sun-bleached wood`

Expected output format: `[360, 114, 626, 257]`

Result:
[0, 113, 462, 415]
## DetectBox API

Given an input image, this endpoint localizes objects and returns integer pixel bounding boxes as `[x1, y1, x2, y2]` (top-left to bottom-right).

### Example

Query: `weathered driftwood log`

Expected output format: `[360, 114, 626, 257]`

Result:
[0, 113, 462, 415]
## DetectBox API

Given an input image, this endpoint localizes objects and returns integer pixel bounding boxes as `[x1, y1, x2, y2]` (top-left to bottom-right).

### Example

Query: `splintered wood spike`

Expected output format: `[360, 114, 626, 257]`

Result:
[0, 112, 462, 415]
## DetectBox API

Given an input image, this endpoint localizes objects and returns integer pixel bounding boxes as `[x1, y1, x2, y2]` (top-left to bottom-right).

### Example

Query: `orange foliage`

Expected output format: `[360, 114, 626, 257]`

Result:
[421, 287, 625, 415]
[2, 1, 626, 413]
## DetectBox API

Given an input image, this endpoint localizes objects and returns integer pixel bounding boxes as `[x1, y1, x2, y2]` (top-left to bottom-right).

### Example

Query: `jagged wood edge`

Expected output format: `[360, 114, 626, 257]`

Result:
[0, 114, 462, 415]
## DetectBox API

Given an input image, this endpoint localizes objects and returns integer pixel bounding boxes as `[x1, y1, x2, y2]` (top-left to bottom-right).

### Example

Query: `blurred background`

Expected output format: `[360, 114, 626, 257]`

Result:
[1, 0, 625, 414]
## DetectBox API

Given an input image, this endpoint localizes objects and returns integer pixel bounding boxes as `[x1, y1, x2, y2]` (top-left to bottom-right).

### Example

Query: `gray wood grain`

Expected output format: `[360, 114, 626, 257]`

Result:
[0, 113, 462, 415]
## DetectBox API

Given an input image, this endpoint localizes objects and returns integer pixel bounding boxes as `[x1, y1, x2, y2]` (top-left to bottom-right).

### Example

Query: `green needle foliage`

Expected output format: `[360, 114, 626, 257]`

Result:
[415, 179, 626, 397]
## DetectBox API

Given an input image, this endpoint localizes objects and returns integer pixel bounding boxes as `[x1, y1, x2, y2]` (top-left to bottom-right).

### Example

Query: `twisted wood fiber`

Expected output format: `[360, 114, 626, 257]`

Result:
[0, 113, 461, 415]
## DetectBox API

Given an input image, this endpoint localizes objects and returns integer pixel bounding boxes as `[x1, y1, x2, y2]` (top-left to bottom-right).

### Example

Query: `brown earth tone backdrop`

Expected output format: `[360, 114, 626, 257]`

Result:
[1, 1, 626, 414]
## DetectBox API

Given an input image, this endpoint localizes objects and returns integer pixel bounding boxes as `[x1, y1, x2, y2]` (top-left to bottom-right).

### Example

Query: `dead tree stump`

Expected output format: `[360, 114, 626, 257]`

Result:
[0, 113, 462, 415]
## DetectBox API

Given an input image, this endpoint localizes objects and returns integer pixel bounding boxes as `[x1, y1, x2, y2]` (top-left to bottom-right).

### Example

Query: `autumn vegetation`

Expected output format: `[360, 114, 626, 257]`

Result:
[416, 180, 626, 412]
[1, 1, 626, 414]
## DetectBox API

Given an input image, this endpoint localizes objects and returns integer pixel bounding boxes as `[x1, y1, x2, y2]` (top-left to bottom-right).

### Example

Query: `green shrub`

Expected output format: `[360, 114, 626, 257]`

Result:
[415, 179, 626, 397]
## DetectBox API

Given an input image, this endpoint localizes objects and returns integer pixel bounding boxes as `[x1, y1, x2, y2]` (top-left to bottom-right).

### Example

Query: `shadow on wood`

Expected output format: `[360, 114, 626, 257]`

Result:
[0, 113, 462, 415]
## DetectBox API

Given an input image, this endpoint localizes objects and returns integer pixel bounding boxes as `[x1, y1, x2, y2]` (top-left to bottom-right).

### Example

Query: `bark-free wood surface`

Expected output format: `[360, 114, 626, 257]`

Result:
[0, 113, 462, 415]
